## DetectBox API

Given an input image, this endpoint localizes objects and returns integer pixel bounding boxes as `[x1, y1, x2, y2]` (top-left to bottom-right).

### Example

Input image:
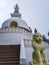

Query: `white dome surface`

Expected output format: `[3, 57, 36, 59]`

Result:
[2, 17, 30, 30]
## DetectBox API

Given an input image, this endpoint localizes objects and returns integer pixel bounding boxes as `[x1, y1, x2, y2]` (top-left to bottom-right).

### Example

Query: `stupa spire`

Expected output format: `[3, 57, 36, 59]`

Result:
[14, 4, 19, 13]
[11, 4, 21, 18]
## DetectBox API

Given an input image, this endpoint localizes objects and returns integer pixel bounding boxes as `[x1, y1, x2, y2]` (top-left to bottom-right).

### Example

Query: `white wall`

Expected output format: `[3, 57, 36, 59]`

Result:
[25, 47, 32, 65]
[0, 32, 31, 45]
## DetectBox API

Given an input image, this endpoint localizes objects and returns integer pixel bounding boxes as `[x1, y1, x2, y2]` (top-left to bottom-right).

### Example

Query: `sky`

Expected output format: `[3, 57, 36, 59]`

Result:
[0, 0, 49, 38]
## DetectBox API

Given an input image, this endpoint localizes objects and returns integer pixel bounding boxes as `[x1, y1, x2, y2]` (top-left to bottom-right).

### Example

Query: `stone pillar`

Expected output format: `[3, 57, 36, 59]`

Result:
[20, 38, 26, 65]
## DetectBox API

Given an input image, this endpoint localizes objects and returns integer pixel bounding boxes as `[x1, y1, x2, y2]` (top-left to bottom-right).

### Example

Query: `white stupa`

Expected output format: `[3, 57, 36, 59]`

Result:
[0, 4, 33, 65]
[0, 4, 49, 65]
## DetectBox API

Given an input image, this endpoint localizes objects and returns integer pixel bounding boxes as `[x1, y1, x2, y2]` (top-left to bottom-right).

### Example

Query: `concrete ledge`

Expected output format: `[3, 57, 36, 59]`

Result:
[29, 62, 49, 65]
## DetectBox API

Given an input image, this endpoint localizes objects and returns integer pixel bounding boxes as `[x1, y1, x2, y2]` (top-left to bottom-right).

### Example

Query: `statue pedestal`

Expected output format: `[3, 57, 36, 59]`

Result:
[29, 62, 49, 65]
[32, 64, 49, 65]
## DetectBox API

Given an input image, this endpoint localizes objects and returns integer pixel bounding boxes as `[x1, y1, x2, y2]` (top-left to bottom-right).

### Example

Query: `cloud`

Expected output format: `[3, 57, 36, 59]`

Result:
[0, 0, 7, 10]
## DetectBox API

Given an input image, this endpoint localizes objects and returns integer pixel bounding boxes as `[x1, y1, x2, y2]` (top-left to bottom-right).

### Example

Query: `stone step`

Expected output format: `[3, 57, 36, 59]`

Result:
[0, 63, 19, 65]
[0, 61, 19, 63]
[0, 58, 19, 61]
[0, 45, 20, 65]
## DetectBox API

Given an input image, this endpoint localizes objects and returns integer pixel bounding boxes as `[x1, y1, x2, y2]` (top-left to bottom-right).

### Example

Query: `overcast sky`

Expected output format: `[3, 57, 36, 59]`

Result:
[0, 0, 49, 38]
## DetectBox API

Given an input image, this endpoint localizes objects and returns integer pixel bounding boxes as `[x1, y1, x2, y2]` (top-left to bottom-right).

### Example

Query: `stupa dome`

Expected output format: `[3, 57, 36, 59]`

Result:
[2, 17, 30, 31]
[2, 4, 31, 32]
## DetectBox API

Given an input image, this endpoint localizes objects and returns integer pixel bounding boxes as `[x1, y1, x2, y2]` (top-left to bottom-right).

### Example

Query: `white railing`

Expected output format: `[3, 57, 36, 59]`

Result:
[24, 39, 49, 48]
[24, 39, 32, 47]
[0, 27, 32, 37]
